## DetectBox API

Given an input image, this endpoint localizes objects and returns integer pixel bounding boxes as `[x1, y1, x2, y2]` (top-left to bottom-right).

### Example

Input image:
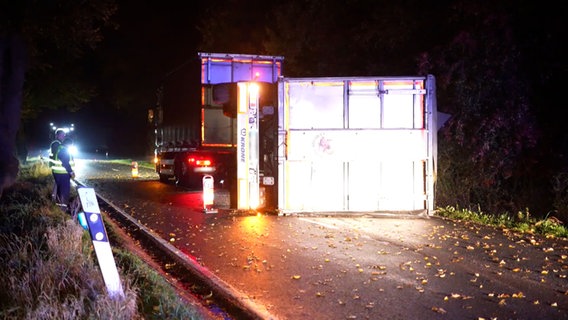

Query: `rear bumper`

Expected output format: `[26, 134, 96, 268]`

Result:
[194, 167, 216, 173]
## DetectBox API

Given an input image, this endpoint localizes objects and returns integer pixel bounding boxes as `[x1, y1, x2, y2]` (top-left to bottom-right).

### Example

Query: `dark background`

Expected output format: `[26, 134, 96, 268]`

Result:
[28, 1, 204, 157]
[16, 0, 568, 217]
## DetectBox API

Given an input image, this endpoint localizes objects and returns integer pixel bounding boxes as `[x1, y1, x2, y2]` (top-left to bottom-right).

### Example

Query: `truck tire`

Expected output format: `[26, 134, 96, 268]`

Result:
[159, 173, 170, 183]
[175, 161, 191, 187]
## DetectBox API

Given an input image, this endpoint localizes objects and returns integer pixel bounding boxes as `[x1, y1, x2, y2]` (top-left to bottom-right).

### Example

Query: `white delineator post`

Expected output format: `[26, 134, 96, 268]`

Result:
[203, 174, 217, 213]
[77, 187, 124, 299]
[131, 161, 139, 178]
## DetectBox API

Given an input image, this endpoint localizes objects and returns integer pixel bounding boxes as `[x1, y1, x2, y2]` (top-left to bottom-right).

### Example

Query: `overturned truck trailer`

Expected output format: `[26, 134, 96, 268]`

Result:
[197, 53, 438, 215]
[275, 76, 438, 215]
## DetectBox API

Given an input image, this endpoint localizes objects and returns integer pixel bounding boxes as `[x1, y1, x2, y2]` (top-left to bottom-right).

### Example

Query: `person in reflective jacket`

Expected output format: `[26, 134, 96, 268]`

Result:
[49, 129, 65, 167]
[51, 132, 75, 208]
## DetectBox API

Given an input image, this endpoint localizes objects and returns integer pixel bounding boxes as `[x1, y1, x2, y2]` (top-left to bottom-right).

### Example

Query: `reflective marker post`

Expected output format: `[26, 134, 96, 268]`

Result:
[131, 161, 139, 178]
[203, 175, 217, 213]
[77, 187, 124, 299]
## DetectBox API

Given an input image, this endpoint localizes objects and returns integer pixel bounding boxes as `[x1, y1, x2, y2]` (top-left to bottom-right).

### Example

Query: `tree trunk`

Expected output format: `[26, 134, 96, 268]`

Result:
[0, 33, 27, 198]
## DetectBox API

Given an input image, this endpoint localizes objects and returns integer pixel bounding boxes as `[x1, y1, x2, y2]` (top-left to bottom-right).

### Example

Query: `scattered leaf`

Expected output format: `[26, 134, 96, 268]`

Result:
[431, 307, 447, 314]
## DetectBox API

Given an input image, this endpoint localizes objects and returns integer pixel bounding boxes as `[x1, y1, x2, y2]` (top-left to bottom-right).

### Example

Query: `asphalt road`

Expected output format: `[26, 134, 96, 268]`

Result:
[74, 158, 568, 320]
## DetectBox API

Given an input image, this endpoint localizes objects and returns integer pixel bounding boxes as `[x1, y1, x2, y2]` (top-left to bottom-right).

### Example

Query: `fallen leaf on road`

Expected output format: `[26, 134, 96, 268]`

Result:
[431, 307, 447, 314]
[371, 265, 386, 270]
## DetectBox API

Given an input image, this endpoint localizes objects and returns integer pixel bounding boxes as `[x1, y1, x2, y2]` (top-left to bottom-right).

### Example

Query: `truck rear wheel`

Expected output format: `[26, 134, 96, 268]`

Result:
[159, 173, 170, 183]
[175, 161, 191, 187]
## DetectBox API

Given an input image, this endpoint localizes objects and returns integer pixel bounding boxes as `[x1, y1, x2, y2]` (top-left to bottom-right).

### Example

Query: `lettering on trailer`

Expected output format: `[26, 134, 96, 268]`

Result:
[249, 103, 257, 128]
[248, 85, 260, 208]
[239, 128, 246, 163]
[248, 94, 258, 182]
[77, 187, 124, 299]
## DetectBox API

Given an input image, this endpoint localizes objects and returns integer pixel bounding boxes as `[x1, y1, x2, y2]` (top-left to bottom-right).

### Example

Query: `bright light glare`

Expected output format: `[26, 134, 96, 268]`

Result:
[68, 144, 78, 156]
[249, 83, 259, 99]
[241, 214, 267, 230]
[196, 159, 212, 166]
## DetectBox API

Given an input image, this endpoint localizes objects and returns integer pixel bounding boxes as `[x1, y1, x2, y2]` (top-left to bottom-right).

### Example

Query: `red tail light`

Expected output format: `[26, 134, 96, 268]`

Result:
[196, 159, 212, 166]
[188, 157, 212, 167]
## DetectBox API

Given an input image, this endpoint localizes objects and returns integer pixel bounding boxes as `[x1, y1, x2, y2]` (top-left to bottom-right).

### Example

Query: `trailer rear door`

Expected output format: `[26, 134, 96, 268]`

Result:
[277, 76, 437, 215]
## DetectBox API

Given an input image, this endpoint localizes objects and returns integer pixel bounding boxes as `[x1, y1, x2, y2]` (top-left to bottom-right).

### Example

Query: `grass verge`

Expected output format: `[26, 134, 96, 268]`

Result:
[436, 205, 568, 238]
[0, 161, 209, 319]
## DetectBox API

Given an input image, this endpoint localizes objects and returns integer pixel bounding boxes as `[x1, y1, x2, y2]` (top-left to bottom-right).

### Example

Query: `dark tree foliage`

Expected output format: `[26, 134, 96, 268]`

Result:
[0, 0, 117, 197]
[418, 1, 567, 217]
[197, 0, 568, 219]
[263, 0, 455, 76]
[197, 0, 273, 55]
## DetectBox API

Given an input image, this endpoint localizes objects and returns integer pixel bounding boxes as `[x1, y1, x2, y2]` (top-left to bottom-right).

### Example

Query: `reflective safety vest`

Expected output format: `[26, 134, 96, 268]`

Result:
[51, 144, 74, 174]
[48, 140, 61, 168]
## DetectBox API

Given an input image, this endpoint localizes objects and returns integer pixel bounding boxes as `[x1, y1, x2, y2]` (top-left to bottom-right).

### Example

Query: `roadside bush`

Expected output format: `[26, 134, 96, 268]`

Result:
[551, 171, 568, 224]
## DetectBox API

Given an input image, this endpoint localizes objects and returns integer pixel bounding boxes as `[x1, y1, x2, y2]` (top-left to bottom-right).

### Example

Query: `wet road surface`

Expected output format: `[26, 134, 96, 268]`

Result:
[75, 158, 568, 319]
